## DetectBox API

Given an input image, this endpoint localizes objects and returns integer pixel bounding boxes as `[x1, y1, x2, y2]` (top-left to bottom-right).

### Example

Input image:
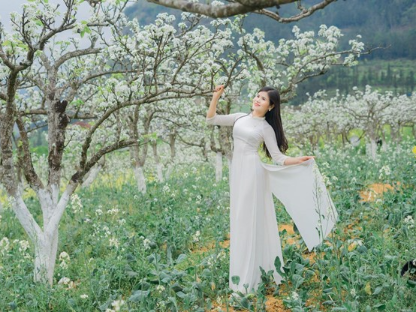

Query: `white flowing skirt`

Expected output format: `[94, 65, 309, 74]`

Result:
[229, 157, 337, 293]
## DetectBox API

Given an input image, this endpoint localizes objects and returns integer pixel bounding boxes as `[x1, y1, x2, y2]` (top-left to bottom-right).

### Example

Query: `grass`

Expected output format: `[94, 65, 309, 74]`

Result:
[0, 141, 416, 311]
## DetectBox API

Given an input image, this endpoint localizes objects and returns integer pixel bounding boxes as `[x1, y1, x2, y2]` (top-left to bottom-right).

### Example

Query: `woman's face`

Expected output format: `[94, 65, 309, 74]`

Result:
[252, 91, 273, 116]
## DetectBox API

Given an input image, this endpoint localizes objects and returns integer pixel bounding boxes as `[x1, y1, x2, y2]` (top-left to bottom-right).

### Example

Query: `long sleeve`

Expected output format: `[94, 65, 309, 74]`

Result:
[206, 113, 247, 127]
[262, 123, 288, 166]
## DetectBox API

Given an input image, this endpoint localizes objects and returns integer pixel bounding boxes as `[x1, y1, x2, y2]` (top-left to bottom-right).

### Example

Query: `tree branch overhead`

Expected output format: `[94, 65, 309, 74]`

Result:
[147, 0, 337, 22]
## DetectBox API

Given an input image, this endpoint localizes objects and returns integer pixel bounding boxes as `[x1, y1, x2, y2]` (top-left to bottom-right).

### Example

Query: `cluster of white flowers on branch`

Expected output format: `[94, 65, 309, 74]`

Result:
[0, 0, 368, 285]
[285, 86, 416, 158]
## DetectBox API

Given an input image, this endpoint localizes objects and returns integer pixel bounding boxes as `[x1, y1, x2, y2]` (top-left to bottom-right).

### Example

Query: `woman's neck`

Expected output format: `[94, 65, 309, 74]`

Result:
[251, 111, 265, 118]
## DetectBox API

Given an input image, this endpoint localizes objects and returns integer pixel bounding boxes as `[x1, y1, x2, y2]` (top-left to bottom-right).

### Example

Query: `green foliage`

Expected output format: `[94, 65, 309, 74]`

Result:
[1, 141, 416, 310]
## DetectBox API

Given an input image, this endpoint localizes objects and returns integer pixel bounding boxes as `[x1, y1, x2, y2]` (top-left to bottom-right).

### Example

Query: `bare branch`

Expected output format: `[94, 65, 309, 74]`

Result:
[0, 92, 7, 101]
[148, 0, 260, 18]
[148, 0, 335, 21]
[15, 116, 44, 190]
[72, 138, 138, 184]
[19, 109, 96, 120]
[55, 47, 101, 69]
[256, 0, 337, 23]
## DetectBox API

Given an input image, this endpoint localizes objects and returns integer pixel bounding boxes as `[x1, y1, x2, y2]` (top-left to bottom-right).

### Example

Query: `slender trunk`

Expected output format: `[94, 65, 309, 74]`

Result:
[381, 130, 388, 152]
[367, 139, 377, 160]
[152, 142, 164, 183]
[226, 154, 232, 181]
[0, 190, 3, 211]
[341, 132, 346, 147]
[81, 163, 102, 188]
[156, 164, 163, 183]
[215, 151, 222, 182]
[165, 132, 176, 180]
[202, 139, 209, 162]
[392, 125, 402, 145]
[165, 164, 173, 180]
[130, 139, 148, 193]
[134, 166, 146, 194]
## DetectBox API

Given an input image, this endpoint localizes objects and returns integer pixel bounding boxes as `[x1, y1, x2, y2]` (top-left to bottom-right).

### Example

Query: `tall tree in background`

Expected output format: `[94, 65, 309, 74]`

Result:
[0, 0, 240, 284]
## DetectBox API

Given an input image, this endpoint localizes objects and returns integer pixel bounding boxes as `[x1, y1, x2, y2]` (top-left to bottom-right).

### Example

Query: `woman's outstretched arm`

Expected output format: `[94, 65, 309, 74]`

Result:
[206, 85, 246, 127]
[206, 85, 224, 119]
[283, 156, 315, 165]
[263, 124, 314, 165]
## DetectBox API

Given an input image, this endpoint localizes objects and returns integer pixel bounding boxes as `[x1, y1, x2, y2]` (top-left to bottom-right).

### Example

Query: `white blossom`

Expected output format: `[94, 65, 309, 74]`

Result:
[404, 215, 414, 229]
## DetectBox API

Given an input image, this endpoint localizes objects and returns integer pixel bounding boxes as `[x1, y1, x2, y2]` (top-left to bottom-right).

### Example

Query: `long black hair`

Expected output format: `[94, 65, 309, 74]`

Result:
[259, 86, 288, 157]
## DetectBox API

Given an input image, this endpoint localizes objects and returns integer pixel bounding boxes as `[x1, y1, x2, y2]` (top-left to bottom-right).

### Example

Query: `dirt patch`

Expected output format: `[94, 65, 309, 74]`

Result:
[210, 294, 290, 312]
[265, 295, 291, 311]
[359, 183, 398, 202]
[279, 224, 295, 235]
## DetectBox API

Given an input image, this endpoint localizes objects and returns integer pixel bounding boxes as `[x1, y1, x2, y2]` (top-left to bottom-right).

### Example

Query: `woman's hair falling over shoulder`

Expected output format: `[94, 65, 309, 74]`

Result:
[260, 86, 288, 157]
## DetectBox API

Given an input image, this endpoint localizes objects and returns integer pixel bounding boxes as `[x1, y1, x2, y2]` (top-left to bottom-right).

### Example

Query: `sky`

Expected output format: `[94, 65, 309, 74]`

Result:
[0, 1, 26, 27]
[0, 0, 95, 38]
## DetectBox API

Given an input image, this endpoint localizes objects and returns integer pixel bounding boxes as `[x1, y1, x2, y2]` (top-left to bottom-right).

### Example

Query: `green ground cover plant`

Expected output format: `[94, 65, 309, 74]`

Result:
[0, 141, 415, 311]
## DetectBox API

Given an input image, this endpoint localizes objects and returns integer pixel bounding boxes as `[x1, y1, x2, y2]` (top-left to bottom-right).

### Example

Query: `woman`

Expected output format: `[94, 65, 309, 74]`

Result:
[206, 85, 337, 293]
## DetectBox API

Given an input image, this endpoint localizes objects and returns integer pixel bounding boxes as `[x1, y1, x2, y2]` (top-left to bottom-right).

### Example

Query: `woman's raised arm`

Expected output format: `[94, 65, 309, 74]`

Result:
[206, 85, 224, 119]
[206, 85, 246, 127]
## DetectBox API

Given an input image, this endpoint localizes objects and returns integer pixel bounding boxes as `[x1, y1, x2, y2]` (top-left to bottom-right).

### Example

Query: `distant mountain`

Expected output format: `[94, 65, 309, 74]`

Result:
[125, 0, 416, 60]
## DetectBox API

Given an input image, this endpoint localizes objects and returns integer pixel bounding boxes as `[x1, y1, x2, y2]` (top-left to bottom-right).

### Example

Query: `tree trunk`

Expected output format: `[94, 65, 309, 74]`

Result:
[381, 130, 388, 152]
[165, 164, 173, 180]
[134, 166, 146, 194]
[152, 141, 164, 183]
[215, 152, 222, 182]
[156, 164, 164, 183]
[81, 163, 102, 189]
[33, 230, 58, 284]
[165, 132, 176, 180]
[130, 140, 148, 194]
[367, 139, 377, 160]
[10, 186, 74, 286]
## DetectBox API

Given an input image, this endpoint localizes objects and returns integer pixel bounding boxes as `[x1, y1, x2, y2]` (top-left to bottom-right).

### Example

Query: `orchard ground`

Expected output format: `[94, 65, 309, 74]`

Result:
[0, 141, 415, 311]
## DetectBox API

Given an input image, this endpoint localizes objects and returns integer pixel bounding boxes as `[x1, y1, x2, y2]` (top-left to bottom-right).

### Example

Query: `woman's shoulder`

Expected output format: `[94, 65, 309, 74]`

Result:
[261, 120, 273, 131]
[234, 112, 248, 117]
[232, 112, 249, 121]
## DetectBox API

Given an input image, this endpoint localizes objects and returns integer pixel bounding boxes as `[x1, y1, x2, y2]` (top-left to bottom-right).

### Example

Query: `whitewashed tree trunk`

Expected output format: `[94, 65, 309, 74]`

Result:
[215, 152, 223, 182]
[81, 164, 102, 188]
[164, 132, 176, 181]
[10, 184, 74, 285]
[367, 139, 377, 160]
[151, 141, 164, 183]
[134, 166, 146, 194]
[33, 232, 57, 284]
[165, 164, 173, 180]
[129, 142, 148, 194]
[381, 130, 388, 152]
[156, 163, 164, 183]
[381, 141, 388, 152]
